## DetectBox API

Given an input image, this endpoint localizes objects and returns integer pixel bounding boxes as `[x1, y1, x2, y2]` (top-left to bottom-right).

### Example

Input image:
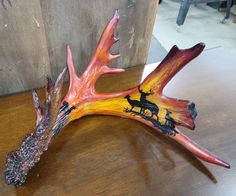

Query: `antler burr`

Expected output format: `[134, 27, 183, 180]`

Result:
[5, 10, 230, 187]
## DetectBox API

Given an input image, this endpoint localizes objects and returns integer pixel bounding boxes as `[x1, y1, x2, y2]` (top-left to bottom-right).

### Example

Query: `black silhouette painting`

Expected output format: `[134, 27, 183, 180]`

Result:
[138, 87, 159, 118]
[124, 87, 177, 136]
[52, 101, 76, 138]
[165, 109, 175, 128]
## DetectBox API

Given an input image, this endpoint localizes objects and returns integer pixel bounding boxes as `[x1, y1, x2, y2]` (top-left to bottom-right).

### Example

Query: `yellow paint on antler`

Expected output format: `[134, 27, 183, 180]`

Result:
[62, 11, 229, 169]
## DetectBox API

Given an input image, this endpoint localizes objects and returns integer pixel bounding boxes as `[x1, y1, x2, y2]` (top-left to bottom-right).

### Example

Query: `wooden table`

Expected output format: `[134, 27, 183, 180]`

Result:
[0, 47, 236, 195]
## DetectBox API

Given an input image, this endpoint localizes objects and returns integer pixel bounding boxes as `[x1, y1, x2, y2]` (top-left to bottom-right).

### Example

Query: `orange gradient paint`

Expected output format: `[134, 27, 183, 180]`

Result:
[5, 10, 230, 187]
[60, 10, 230, 169]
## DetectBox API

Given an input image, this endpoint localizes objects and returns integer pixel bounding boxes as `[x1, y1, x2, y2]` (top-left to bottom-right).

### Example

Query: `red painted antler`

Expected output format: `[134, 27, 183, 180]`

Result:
[5, 10, 230, 187]
[64, 10, 124, 104]
[61, 11, 230, 169]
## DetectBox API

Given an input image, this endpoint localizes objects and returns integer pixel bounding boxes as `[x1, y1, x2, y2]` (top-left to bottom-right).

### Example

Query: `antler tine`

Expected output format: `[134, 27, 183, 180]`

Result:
[64, 10, 125, 102]
[54, 66, 67, 101]
[45, 76, 54, 98]
[174, 128, 230, 168]
[89, 10, 120, 63]
[84, 10, 124, 81]
[67, 46, 79, 85]
[47, 67, 67, 129]
[32, 90, 43, 126]
[142, 43, 205, 94]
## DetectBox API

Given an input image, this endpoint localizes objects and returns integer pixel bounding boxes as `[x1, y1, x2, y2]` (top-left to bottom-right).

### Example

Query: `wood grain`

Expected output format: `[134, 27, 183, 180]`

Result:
[0, 47, 235, 195]
[0, 0, 51, 95]
[0, 0, 158, 96]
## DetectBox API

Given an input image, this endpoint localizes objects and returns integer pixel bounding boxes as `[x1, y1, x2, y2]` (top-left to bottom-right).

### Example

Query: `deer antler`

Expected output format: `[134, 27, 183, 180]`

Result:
[5, 10, 230, 186]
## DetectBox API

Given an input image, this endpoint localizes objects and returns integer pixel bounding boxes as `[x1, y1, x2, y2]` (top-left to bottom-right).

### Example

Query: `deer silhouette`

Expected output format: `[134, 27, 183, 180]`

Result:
[138, 87, 159, 118]
[124, 95, 141, 112]
[138, 86, 153, 102]
[141, 102, 159, 118]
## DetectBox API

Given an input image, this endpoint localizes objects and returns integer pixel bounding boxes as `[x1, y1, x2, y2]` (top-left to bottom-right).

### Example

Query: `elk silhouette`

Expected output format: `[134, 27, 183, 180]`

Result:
[138, 87, 159, 118]
[138, 86, 153, 101]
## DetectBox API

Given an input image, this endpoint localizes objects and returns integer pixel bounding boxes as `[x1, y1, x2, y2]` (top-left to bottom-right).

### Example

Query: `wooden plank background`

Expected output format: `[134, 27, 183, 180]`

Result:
[0, 0, 158, 96]
[0, 0, 51, 96]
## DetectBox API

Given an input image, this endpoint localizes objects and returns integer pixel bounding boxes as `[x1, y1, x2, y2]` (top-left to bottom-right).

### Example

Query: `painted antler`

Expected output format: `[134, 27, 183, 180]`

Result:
[5, 10, 230, 186]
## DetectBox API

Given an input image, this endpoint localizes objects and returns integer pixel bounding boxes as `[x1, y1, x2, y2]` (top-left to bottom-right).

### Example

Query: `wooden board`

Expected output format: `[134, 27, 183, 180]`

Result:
[40, 0, 158, 79]
[0, 47, 236, 195]
[0, 0, 158, 96]
[0, 0, 51, 95]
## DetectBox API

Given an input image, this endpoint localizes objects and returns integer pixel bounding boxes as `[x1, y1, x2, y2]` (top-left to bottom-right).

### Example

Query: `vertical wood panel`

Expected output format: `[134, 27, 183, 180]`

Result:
[40, 0, 158, 79]
[0, 0, 51, 96]
[0, 0, 158, 96]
